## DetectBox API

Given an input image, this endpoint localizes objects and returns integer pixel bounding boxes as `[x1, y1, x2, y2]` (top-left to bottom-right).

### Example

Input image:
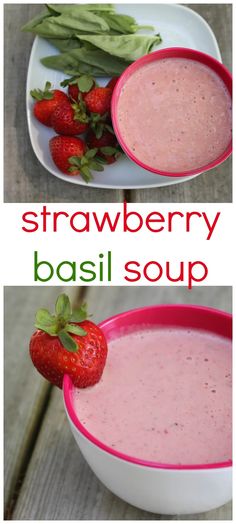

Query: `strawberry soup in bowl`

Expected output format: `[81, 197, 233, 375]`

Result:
[111, 48, 232, 178]
[63, 304, 232, 515]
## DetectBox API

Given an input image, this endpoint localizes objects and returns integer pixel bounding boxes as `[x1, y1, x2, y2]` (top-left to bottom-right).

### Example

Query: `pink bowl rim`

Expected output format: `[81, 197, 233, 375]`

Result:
[63, 304, 232, 471]
[111, 47, 232, 178]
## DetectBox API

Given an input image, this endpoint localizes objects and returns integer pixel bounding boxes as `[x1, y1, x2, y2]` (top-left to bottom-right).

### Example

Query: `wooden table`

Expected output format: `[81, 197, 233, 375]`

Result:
[4, 4, 232, 203]
[5, 286, 232, 520]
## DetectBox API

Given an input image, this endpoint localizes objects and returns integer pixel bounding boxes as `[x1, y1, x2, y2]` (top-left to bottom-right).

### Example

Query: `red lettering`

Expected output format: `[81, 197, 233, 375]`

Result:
[93, 211, 120, 232]
[124, 261, 141, 282]
[123, 201, 143, 232]
[40, 205, 51, 232]
[22, 212, 38, 232]
[188, 261, 208, 289]
[143, 261, 163, 282]
[202, 212, 221, 240]
[166, 261, 184, 282]
[53, 211, 69, 232]
[168, 211, 184, 231]
[186, 211, 202, 232]
[70, 212, 90, 232]
[146, 212, 165, 232]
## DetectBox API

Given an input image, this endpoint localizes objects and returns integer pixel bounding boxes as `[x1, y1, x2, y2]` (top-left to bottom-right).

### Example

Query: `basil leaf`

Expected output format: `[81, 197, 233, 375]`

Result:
[46, 38, 83, 53]
[21, 10, 51, 32]
[77, 34, 162, 61]
[41, 47, 131, 76]
[27, 18, 77, 39]
[49, 11, 110, 34]
[99, 13, 153, 34]
[24, 11, 111, 38]
[46, 5, 115, 15]
[23, 5, 161, 78]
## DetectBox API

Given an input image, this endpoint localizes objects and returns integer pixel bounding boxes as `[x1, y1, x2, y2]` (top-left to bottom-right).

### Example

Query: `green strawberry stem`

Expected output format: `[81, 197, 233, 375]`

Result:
[100, 146, 121, 156]
[35, 294, 88, 352]
[90, 112, 113, 139]
[30, 81, 54, 101]
[68, 148, 105, 183]
[61, 74, 95, 92]
[71, 96, 90, 123]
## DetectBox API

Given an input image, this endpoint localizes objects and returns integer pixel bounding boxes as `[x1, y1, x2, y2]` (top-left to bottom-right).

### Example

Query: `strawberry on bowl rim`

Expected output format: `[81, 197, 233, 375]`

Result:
[29, 294, 108, 389]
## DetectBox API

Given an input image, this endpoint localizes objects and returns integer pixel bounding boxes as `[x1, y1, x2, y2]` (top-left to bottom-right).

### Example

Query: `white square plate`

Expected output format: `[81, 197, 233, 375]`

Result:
[26, 3, 221, 189]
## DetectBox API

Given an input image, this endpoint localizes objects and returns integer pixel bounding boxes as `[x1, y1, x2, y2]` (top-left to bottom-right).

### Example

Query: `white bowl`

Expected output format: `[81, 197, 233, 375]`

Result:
[65, 406, 231, 514]
[63, 305, 232, 515]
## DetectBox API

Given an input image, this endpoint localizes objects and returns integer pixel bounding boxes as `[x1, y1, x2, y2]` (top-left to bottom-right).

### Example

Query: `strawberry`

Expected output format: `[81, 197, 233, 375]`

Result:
[29, 294, 108, 389]
[84, 87, 112, 116]
[87, 130, 121, 165]
[106, 77, 119, 92]
[68, 84, 83, 102]
[49, 135, 104, 182]
[99, 148, 121, 164]
[31, 81, 68, 127]
[87, 129, 117, 149]
[61, 74, 95, 102]
[84, 87, 113, 138]
[88, 111, 114, 140]
[51, 99, 89, 136]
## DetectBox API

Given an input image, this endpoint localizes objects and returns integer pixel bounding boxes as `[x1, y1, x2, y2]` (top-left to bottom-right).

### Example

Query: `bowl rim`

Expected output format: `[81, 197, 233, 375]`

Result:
[63, 304, 232, 471]
[111, 46, 232, 178]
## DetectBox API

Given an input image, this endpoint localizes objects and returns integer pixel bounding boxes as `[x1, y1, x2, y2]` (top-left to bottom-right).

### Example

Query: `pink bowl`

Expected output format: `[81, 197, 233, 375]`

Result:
[63, 304, 232, 471]
[111, 47, 232, 178]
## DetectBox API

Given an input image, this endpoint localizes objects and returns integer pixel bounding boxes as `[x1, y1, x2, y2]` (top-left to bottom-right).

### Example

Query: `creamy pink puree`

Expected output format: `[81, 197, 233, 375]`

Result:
[73, 327, 232, 465]
[117, 58, 232, 172]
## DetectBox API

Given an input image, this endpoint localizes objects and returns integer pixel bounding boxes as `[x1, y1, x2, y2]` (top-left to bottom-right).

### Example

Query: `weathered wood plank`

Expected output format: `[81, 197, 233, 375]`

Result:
[130, 158, 232, 204]
[4, 5, 124, 203]
[12, 286, 232, 519]
[4, 286, 79, 516]
[190, 3, 232, 70]
[130, 3, 232, 204]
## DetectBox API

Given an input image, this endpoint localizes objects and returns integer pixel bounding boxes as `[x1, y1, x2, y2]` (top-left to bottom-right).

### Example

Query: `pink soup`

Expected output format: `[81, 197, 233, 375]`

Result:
[116, 58, 232, 173]
[73, 326, 232, 465]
